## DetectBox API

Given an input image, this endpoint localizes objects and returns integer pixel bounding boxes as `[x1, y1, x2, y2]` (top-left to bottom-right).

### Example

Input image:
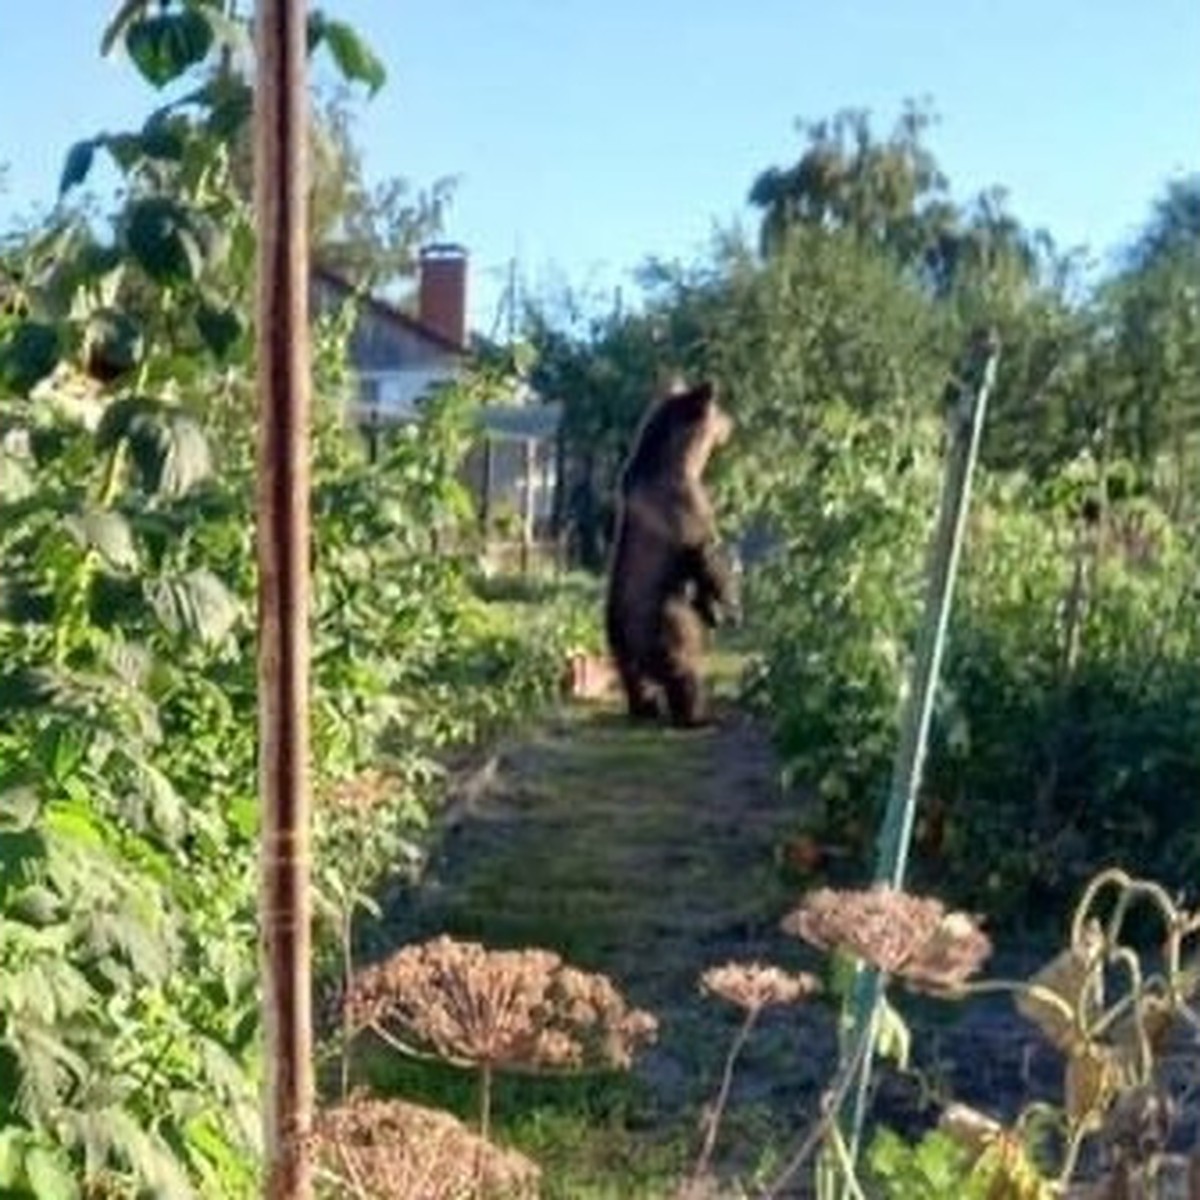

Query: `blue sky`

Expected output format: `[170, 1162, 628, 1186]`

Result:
[1, 1, 1196, 334]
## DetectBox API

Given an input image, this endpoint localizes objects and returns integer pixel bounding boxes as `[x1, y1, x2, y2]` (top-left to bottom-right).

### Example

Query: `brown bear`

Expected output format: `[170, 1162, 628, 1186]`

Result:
[604, 380, 736, 728]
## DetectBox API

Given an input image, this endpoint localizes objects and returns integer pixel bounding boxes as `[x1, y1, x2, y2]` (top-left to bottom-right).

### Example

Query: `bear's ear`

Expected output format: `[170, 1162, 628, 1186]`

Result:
[669, 381, 714, 422]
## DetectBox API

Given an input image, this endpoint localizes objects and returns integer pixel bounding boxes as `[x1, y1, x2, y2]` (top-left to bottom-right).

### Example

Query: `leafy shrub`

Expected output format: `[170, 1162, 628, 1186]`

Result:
[0, 9, 577, 1194]
[927, 475, 1200, 919]
[744, 425, 1200, 921]
[711, 226, 1200, 923]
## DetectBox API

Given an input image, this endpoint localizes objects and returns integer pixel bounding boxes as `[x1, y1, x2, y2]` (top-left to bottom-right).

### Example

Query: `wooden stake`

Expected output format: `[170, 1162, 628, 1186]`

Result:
[254, 1, 313, 1195]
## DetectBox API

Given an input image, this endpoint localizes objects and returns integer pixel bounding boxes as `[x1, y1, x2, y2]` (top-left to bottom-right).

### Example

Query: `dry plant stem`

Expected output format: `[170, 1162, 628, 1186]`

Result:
[1105, 946, 1153, 1079]
[1177, 1000, 1200, 1036]
[1071, 869, 1176, 952]
[760, 1016, 874, 1199]
[826, 1121, 867, 1200]
[367, 1021, 476, 1070]
[322, 1148, 371, 1200]
[689, 1007, 761, 1187]
[363, 1018, 636, 1079]
[476, 1064, 495, 1200]
[1057, 1123, 1092, 1190]
[1088, 979, 1161, 1042]
[960, 978, 1080, 1022]
[1106, 880, 1177, 948]
[340, 906, 354, 1099]
[962, 972, 1162, 1074]
[479, 1062, 494, 1141]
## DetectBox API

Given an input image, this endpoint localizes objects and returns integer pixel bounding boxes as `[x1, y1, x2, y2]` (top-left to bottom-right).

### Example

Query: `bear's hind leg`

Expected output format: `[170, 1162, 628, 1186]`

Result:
[619, 665, 661, 721]
[663, 666, 709, 729]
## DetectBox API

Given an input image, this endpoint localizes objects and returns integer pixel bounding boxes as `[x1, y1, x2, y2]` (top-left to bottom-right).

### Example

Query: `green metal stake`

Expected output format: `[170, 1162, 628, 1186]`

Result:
[838, 328, 1001, 1179]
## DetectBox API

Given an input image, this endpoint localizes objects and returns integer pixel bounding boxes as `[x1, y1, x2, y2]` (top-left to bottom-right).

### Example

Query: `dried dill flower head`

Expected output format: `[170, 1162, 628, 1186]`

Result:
[782, 885, 991, 994]
[700, 962, 821, 1012]
[312, 1092, 540, 1199]
[344, 936, 658, 1071]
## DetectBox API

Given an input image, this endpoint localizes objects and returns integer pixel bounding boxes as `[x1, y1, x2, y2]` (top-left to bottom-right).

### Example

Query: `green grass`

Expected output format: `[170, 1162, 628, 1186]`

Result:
[351, 1047, 690, 1199]
[339, 654, 811, 1197]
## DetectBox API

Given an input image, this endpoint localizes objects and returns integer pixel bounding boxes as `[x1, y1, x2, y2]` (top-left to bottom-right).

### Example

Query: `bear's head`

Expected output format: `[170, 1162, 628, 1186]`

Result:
[624, 381, 732, 486]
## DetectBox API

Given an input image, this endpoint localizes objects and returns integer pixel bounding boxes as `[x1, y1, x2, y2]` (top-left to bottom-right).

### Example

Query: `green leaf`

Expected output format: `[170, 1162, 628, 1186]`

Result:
[0, 786, 40, 831]
[96, 395, 159, 451]
[79, 905, 173, 984]
[101, 0, 149, 56]
[95, 1108, 194, 1200]
[195, 301, 243, 360]
[150, 569, 241, 644]
[124, 197, 205, 284]
[64, 509, 139, 571]
[59, 139, 97, 196]
[867, 1126, 909, 1180]
[202, 75, 253, 139]
[24, 1144, 80, 1200]
[0, 1127, 29, 1188]
[915, 1131, 968, 1190]
[84, 308, 145, 382]
[125, 10, 215, 89]
[0, 445, 34, 500]
[0, 321, 61, 395]
[38, 721, 90, 783]
[44, 802, 108, 849]
[103, 132, 145, 174]
[127, 756, 186, 842]
[12, 884, 63, 926]
[826, 949, 859, 1003]
[26, 427, 78, 468]
[153, 415, 212, 496]
[873, 994, 911, 1071]
[96, 398, 213, 497]
[139, 115, 186, 161]
[308, 12, 387, 95]
[104, 639, 153, 690]
[865, 1127, 984, 1200]
[0, 668, 59, 712]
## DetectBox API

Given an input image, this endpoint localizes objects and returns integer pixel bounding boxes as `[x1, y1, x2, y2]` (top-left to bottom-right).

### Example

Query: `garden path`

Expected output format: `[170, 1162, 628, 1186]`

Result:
[360, 695, 1105, 1197]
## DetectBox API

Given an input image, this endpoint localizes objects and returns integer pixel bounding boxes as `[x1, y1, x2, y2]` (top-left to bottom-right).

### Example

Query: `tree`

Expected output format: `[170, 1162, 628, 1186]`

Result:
[309, 85, 456, 293]
[1096, 178, 1200, 508]
[525, 298, 665, 570]
[937, 195, 1092, 477]
[750, 101, 1054, 305]
[749, 101, 953, 271]
[1127, 174, 1200, 274]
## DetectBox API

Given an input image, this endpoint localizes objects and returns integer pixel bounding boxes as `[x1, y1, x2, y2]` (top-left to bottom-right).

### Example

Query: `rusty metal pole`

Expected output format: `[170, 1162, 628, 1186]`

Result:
[254, 0, 313, 1196]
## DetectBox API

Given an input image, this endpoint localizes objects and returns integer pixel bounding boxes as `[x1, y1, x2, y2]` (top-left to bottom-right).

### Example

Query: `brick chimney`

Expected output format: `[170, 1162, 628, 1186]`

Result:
[418, 243, 468, 348]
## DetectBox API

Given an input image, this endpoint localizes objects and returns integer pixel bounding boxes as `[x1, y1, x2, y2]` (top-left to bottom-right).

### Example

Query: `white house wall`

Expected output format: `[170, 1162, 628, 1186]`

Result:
[350, 366, 461, 423]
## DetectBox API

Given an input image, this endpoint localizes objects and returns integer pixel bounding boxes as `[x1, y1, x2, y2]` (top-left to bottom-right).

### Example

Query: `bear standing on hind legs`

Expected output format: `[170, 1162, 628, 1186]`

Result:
[605, 380, 737, 728]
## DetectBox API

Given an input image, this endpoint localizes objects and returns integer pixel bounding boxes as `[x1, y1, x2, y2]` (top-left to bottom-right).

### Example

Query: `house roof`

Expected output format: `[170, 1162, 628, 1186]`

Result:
[312, 264, 468, 357]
